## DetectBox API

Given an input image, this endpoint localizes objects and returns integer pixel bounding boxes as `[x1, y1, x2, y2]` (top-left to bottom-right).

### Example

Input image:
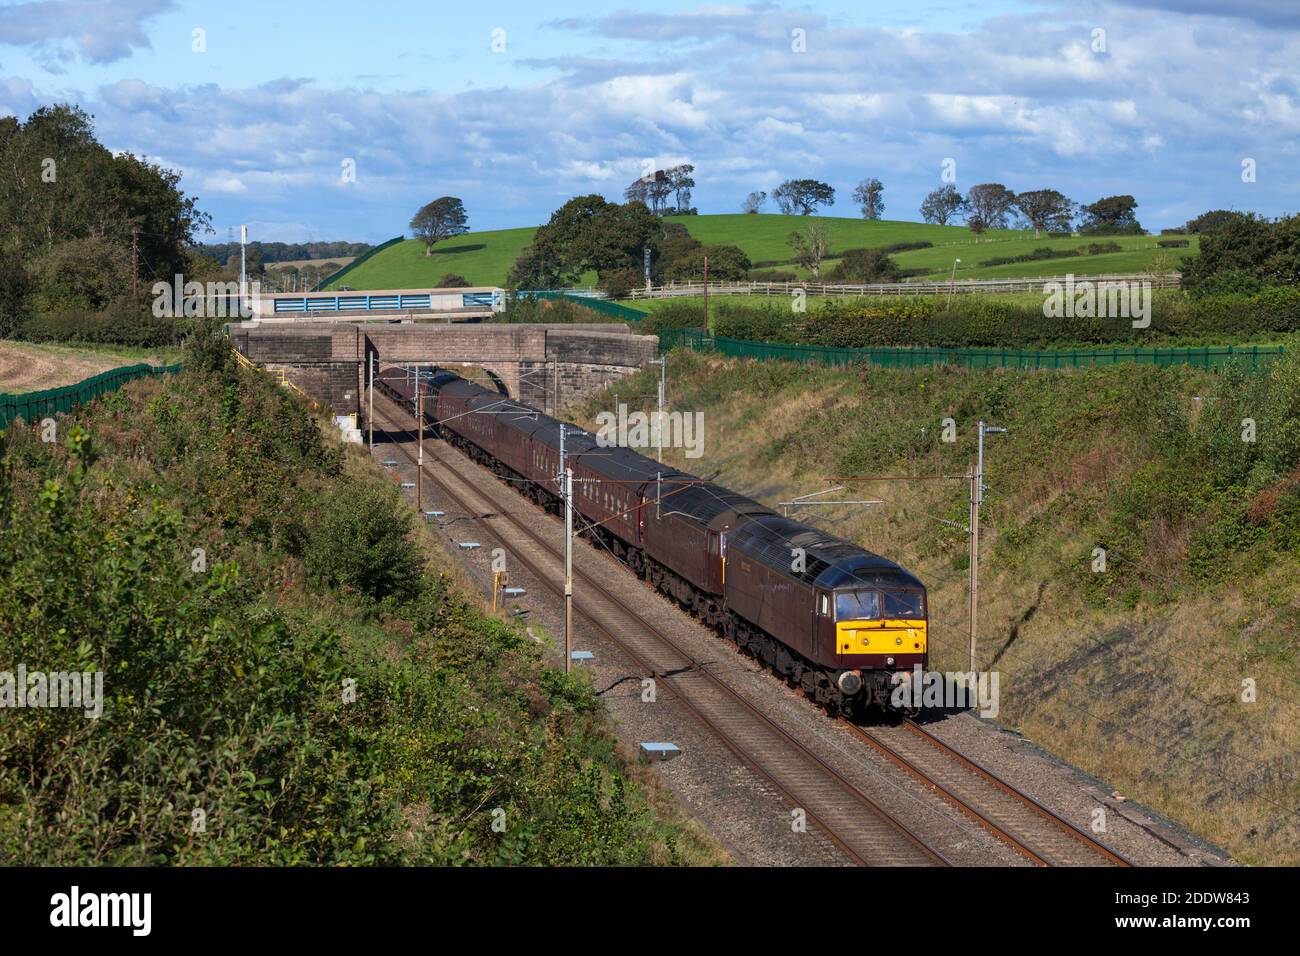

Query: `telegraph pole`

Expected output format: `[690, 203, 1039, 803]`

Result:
[417, 370, 424, 511]
[131, 230, 138, 298]
[240, 224, 248, 306]
[564, 467, 574, 674]
[649, 357, 665, 462]
[967, 460, 979, 675]
[969, 419, 1007, 674]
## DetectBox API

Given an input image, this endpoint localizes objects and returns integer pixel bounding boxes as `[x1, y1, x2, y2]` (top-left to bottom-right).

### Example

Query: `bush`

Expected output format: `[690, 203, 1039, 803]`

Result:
[437, 273, 471, 287]
[493, 294, 608, 325]
[28, 236, 132, 313]
[664, 244, 751, 282]
[18, 301, 179, 347]
[659, 287, 1300, 349]
[980, 247, 1079, 268]
[1083, 241, 1123, 255]
[598, 267, 641, 299]
[826, 248, 901, 283]
[1157, 239, 1190, 248]
[305, 479, 423, 603]
[0, 249, 34, 339]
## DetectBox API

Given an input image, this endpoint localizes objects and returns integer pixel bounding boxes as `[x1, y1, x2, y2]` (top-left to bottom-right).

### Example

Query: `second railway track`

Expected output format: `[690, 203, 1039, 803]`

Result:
[848, 719, 1131, 866]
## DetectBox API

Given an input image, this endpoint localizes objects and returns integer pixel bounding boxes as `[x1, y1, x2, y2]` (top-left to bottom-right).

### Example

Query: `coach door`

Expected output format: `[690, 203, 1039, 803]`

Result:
[814, 590, 832, 658]
[705, 531, 721, 592]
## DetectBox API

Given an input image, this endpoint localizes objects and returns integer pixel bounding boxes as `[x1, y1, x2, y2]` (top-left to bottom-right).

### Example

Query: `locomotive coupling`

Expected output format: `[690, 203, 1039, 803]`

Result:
[836, 670, 864, 696]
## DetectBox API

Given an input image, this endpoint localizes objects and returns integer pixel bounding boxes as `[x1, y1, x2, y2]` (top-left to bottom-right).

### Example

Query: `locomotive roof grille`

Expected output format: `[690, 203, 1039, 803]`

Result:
[732, 515, 922, 590]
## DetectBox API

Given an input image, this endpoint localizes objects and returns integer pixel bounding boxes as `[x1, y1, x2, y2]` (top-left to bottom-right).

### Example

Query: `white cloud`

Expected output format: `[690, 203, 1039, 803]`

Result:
[5, 2, 1299, 234]
[0, 0, 173, 65]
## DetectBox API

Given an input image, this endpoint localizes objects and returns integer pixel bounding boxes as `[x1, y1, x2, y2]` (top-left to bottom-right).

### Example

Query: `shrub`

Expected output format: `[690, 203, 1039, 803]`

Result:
[437, 273, 471, 287]
[304, 478, 424, 603]
[658, 287, 1300, 348]
[0, 248, 34, 339]
[980, 247, 1079, 268]
[598, 267, 641, 299]
[1083, 241, 1123, 255]
[826, 248, 901, 283]
[18, 301, 179, 347]
[664, 244, 751, 282]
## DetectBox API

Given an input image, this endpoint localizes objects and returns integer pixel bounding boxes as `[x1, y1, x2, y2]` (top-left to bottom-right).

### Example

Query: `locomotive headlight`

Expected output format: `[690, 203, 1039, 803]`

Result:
[895, 637, 903, 645]
[886, 657, 895, 666]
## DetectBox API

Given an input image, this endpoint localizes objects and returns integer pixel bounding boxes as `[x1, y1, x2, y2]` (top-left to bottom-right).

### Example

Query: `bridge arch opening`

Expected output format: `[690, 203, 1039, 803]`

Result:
[377, 362, 511, 398]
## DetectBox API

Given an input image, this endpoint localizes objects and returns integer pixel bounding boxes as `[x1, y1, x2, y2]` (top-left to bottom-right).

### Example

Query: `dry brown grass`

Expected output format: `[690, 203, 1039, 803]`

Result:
[0, 340, 175, 393]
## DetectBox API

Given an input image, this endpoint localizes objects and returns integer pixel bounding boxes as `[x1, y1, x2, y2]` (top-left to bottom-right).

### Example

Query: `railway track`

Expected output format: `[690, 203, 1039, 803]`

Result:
[848, 719, 1132, 867]
[368, 391, 949, 867]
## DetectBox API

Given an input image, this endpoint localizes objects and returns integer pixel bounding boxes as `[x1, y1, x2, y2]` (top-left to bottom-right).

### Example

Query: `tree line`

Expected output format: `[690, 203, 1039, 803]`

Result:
[196, 240, 372, 267]
[0, 104, 213, 340]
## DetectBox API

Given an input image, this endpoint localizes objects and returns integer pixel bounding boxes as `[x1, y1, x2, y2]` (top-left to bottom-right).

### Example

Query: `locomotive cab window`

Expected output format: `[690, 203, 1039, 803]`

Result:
[882, 590, 926, 619]
[834, 590, 880, 621]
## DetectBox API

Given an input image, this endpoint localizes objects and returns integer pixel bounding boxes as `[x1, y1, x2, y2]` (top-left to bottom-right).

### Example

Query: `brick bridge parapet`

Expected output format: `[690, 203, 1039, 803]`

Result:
[228, 321, 660, 416]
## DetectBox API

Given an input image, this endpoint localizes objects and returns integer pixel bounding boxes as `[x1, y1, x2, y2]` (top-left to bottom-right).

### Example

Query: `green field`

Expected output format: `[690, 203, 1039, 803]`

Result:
[325, 214, 1198, 290]
[323, 226, 540, 290]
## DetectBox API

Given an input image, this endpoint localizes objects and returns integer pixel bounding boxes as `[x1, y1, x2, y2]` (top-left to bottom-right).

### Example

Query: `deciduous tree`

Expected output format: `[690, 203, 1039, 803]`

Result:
[773, 179, 835, 216]
[920, 185, 966, 226]
[1012, 189, 1076, 239]
[409, 197, 469, 256]
[851, 178, 885, 219]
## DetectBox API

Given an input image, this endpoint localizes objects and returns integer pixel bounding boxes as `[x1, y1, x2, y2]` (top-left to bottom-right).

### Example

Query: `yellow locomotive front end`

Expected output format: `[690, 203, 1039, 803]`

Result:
[830, 587, 928, 706]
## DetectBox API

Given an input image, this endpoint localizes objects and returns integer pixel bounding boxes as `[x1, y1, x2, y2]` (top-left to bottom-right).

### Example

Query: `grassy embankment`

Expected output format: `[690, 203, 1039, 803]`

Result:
[323, 215, 1196, 290]
[0, 339, 183, 392]
[571, 350, 1300, 865]
[0, 330, 724, 865]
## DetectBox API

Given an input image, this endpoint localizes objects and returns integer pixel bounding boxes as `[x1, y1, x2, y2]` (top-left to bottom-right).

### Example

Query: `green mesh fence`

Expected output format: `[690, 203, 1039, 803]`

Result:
[657, 329, 1285, 371]
[516, 291, 648, 323]
[1, 362, 183, 429]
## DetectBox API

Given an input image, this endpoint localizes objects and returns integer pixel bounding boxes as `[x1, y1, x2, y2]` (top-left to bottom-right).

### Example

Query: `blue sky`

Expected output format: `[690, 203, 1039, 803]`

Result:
[2, 0, 1298, 243]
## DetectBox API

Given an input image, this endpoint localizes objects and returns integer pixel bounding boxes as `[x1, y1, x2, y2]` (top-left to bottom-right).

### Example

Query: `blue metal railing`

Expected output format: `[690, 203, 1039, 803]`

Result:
[271, 291, 501, 314]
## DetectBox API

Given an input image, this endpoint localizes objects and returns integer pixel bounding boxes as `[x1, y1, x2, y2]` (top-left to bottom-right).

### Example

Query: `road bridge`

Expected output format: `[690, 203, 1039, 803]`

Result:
[229, 320, 659, 416]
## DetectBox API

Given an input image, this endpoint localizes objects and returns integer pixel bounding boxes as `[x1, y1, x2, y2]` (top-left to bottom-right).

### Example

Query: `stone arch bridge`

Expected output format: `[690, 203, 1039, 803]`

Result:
[229, 321, 660, 416]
